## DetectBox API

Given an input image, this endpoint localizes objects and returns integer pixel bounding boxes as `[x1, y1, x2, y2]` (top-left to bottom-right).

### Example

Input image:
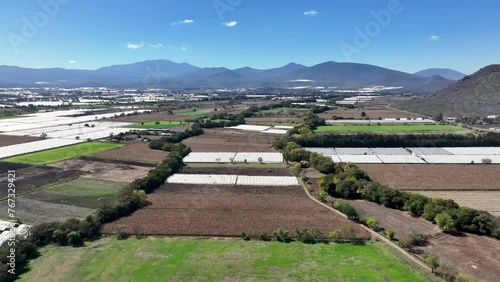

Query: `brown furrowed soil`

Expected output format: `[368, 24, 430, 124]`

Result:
[318, 107, 420, 119]
[357, 164, 500, 191]
[0, 135, 43, 146]
[0, 197, 92, 224]
[0, 166, 81, 199]
[0, 161, 31, 173]
[94, 142, 169, 164]
[49, 159, 151, 183]
[182, 129, 278, 152]
[416, 191, 500, 216]
[102, 184, 370, 239]
[418, 233, 500, 282]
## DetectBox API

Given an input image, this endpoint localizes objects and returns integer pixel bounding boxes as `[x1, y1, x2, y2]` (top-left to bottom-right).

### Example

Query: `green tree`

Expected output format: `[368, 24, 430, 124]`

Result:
[67, 231, 82, 246]
[424, 252, 440, 273]
[435, 212, 456, 232]
[385, 229, 395, 240]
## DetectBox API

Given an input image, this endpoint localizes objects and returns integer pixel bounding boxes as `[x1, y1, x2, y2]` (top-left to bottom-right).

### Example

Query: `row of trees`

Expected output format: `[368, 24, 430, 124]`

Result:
[292, 132, 500, 148]
[1, 128, 196, 281]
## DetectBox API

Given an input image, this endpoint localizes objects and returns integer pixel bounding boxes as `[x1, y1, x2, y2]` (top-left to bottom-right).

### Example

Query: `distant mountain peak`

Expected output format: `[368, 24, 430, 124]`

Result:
[414, 68, 467, 81]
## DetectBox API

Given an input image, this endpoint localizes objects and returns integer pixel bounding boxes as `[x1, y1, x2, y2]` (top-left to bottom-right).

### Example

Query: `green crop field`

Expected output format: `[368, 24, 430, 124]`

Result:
[315, 124, 463, 132]
[4, 142, 123, 165]
[24, 177, 123, 209]
[176, 109, 212, 116]
[125, 120, 183, 129]
[19, 238, 430, 282]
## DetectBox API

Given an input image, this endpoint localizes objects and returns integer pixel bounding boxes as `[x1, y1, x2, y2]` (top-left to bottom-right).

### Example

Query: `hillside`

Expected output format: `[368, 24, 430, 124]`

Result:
[414, 68, 467, 81]
[0, 60, 453, 92]
[395, 65, 500, 117]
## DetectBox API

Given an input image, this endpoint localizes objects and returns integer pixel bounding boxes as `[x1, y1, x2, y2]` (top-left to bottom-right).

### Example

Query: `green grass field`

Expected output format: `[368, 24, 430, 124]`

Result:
[316, 124, 463, 132]
[176, 109, 212, 116]
[19, 238, 430, 282]
[0, 115, 26, 120]
[24, 177, 123, 209]
[4, 142, 123, 165]
[125, 120, 183, 129]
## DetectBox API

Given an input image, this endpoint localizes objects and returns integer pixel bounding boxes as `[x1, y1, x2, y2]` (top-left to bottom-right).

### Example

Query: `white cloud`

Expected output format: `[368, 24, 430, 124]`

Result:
[304, 10, 319, 16]
[182, 46, 187, 51]
[149, 43, 163, 48]
[68, 60, 77, 64]
[127, 42, 144, 49]
[223, 21, 238, 27]
[171, 19, 195, 26]
[430, 35, 440, 41]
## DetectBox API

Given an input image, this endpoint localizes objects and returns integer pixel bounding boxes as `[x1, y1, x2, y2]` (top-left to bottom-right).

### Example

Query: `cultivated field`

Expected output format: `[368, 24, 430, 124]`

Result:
[0, 197, 92, 224]
[181, 166, 291, 176]
[0, 161, 30, 173]
[125, 120, 183, 129]
[0, 134, 42, 147]
[345, 199, 441, 238]
[319, 106, 421, 119]
[0, 166, 81, 199]
[418, 233, 500, 282]
[93, 142, 169, 164]
[417, 191, 500, 216]
[3, 142, 124, 165]
[49, 159, 152, 182]
[19, 238, 430, 282]
[245, 117, 302, 124]
[183, 129, 278, 152]
[175, 108, 212, 116]
[315, 124, 462, 132]
[357, 164, 500, 191]
[102, 183, 369, 238]
[23, 177, 124, 209]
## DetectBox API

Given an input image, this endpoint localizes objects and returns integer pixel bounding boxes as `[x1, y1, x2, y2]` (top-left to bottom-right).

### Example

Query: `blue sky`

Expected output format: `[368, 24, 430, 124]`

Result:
[1, 0, 499, 74]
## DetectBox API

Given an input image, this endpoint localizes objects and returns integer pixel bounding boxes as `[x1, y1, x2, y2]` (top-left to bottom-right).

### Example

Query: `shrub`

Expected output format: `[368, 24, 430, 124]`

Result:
[240, 232, 250, 241]
[385, 229, 395, 240]
[259, 233, 271, 241]
[272, 228, 290, 242]
[67, 231, 83, 247]
[365, 217, 379, 230]
[455, 274, 476, 282]
[115, 225, 128, 240]
[328, 225, 357, 241]
[333, 200, 359, 220]
[435, 212, 457, 232]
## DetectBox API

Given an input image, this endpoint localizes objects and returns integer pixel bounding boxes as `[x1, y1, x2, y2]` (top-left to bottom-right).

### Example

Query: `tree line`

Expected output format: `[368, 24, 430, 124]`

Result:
[279, 140, 500, 239]
[0, 128, 196, 281]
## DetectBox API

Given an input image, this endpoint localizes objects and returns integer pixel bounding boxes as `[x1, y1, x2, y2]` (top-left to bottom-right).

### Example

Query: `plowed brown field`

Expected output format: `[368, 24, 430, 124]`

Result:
[102, 184, 369, 239]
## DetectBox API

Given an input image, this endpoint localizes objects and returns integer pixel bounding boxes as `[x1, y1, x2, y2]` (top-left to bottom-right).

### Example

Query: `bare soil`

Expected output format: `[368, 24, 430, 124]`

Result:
[0, 135, 43, 146]
[0, 197, 92, 224]
[418, 233, 500, 282]
[182, 129, 278, 152]
[357, 164, 500, 191]
[0, 166, 81, 199]
[416, 191, 500, 216]
[94, 142, 169, 164]
[0, 161, 31, 173]
[48, 159, 151, 183]
[102, 184, 370, 239]
[319, 107, 421, 119]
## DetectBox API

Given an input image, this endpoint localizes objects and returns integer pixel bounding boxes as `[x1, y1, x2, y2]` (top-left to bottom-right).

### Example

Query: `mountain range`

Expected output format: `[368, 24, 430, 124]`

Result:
[414, 68, 467, 81]
[0, 60, 456, 92]
[394, 65, 500, 117]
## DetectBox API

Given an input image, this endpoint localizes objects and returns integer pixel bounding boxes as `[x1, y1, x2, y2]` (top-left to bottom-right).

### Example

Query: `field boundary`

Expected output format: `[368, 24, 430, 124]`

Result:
[79, 156, 157, 167]
[297, 178, 435, 275]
